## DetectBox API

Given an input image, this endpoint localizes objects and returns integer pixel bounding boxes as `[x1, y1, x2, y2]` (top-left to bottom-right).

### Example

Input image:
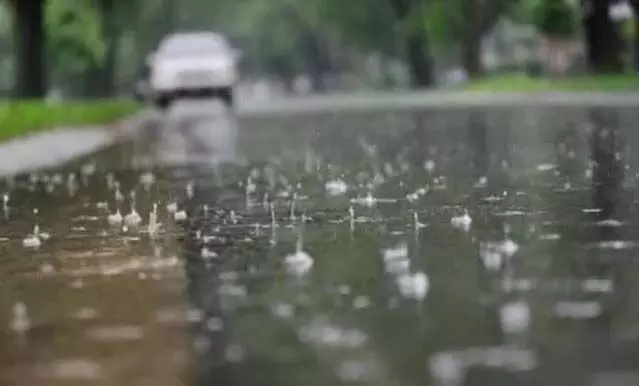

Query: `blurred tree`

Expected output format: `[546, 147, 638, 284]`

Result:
[460, 0, 518, 78]
[9, 0, 46, 98]
[629, 0, 639, 69]
[319, 0, 396, 53]
[226, 0, 333, 92]
[391, 0, 517, 80]
[582, 0, 624, 73]
[532, 0, 576, 37]
[228, 0, 303, 90]
[0, 2, 14, 94]
[46, 0, 105, 96]
[528, 0, 578, 75]
[391, 0, 435, 87]
[89, 0, 117, 97]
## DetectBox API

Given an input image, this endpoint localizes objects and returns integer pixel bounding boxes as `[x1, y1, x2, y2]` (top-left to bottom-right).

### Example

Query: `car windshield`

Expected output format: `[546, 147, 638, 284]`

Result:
[158, 35, 229, 57]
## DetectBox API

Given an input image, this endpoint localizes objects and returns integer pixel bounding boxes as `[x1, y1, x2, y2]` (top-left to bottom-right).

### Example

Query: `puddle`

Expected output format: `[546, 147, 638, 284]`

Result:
[1, 105, 639, 385]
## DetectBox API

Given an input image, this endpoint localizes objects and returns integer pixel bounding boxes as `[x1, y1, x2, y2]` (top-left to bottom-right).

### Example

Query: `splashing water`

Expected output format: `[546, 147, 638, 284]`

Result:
[10, 302, 30, 333]
[451, 210, 472, 232]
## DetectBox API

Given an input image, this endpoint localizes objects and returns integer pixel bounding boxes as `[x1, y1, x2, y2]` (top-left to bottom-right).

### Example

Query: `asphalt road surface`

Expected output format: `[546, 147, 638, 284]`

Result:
[1, 97, 639, 386]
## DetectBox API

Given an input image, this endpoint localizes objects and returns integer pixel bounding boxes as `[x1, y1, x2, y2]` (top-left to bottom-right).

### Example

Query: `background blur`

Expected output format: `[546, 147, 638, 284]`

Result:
[3, 0, 639, 102]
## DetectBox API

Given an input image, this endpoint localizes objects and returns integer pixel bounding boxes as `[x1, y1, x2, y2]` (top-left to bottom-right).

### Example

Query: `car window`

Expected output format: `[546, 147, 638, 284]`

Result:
[158, 35, 229, 57]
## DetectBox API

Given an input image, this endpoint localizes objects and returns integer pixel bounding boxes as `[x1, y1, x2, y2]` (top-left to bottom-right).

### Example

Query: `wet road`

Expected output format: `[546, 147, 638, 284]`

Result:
[2, 99, 639, 385]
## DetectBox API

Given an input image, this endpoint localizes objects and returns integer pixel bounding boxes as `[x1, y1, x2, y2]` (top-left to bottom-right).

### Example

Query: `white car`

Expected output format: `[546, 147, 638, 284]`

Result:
[145, 32, 240, 108]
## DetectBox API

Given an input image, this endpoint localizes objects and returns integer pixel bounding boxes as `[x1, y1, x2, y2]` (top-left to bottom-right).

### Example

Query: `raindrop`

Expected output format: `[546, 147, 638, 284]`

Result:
[479, 242, 503, 271]
[186, 182, 194, 199]
[353, 295, 371, 309]
[207, 317, 224, 331]
[114, 183, 123, 202]
[166, 201, 178, 214]
[424, 159, 436, 173]
[582, 278, 614, 294]
[185, 308, 205, 323]
[451, 210, 472, 232]
[325, 179, 348, 196]
[74, 307, 99, 320]
[139, 172, 155, 189]
[124, 206, 142, 228]
[271, 303, 294, 319]
[80, 162, 97, 178]
[22, 232, 41, 249]
[10, 301, 30, 333]
[351, 192, 377, 207]
[107, 209, 123, 226]
[554, 301, 602, 319]
[473, 176, 488, 188]
[23, 212, 43, 249]
[500, 301, 531, 334]
[70, 278, 85, 289]
[413, 211, 427, 229]
[148, 203, 159, 238]
[536, 163, 556, 172]
[284, 249, 314, 277]
[40, 263, 54, 274]
[225, 344, 245, 362]
[500, 238, 519, 257]
[201, 247, 218, 260]
[349, 206, 355, 232]
[45, 358, 103, 380]
[429, 352, 465, 386]
[396, 272, 429, 300]
[173, 210, 188, 222]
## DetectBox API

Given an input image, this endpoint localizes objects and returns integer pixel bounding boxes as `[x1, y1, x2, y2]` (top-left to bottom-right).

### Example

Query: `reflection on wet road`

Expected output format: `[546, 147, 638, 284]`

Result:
[2, 100, 639, 385]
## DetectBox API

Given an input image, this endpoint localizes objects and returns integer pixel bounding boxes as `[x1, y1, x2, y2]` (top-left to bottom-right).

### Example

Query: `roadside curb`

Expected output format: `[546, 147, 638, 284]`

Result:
[112, 108, 161, 139]
[236, 91, 639, 117]
[0, 109, 155, 178]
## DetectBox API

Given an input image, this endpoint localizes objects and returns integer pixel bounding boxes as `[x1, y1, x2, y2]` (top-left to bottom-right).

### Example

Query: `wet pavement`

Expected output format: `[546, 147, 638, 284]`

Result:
[2, 99, 639, 385]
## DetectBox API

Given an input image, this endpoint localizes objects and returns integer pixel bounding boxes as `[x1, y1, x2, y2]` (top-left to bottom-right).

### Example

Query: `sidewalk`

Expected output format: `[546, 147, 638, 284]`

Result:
[0, 110, 155, 177]
[236, 90, 639, 117]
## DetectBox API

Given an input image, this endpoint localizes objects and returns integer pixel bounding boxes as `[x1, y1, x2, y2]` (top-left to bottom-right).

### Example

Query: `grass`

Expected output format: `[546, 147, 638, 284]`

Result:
[0, 100, 141, 141]
[464, 73, 639, 92]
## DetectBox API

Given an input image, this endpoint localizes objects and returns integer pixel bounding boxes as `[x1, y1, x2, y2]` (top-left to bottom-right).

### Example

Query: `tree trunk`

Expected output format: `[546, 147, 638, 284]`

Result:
[406, 32, 434, 87]
[302, 30, 327, 93]
[461, 0, 482, 79]
[582, 0, 623, 73]
[631, 1, 639, 70]
[391, 0, 435, 88]
[11, 0, 46, 98]
[635, 15, 639, 71]
[462, 33, 482, 79]
[96, 0, 118, 97]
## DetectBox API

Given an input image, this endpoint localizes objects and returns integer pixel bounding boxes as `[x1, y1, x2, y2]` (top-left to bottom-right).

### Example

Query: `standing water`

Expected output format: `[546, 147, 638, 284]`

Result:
[0, 105, 638, 386]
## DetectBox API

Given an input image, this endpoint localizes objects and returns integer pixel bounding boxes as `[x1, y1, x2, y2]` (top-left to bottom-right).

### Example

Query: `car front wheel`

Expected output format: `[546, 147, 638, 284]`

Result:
[219, 87, 234, 108]
[155, 94, 172, 110]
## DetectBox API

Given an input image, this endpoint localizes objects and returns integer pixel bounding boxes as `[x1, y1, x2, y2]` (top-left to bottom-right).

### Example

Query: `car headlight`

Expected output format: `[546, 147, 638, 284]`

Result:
[151, 69, 174, 85]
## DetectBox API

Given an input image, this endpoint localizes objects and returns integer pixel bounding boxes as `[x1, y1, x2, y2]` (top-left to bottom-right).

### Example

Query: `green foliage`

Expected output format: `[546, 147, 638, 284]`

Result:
[46, 0, 106, 73]
[318, 0, 396, 52]
[0, 2, 11, 36]
[426, 0, 465, 48]
[0, 100, 140, 140]
[531, 0, 576, 37]
[227, 0, 305, 75]
[464, 73, 639, 91]
[424, 0, 521, 51]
